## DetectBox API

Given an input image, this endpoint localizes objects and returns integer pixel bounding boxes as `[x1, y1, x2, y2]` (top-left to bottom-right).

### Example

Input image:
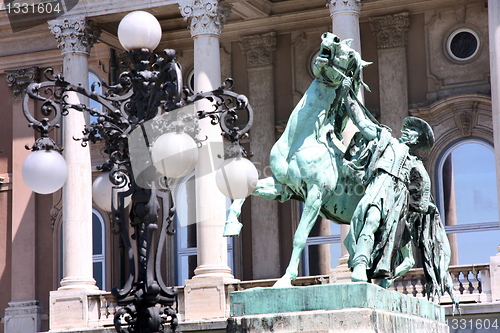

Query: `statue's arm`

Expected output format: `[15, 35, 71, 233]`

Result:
[342, 80, 379, 141]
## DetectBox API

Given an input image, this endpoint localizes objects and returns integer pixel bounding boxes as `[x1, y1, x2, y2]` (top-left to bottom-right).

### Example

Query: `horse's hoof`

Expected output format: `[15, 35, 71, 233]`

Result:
[351, 263, 368, 282]
[223, 221, 243, 237]
[272, 273, 293, 288]
[379, 279, 392, 289]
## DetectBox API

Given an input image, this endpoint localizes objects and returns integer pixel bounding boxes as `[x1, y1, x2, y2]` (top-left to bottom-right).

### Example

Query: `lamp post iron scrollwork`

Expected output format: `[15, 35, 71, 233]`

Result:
[21, 11, 256, 333]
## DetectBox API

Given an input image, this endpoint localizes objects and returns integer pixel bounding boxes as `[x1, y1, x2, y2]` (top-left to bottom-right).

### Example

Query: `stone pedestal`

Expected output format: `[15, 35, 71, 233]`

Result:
[227, 283, 449, 332]
[3, 301, 41, 333]
[184, 277, 239, 321]
[49, 289, 103, 330]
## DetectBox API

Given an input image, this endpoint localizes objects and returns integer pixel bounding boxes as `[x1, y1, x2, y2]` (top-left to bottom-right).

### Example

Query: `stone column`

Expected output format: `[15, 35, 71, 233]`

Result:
[328, 0, 363, 273]
[370, 12, 410, 136]
[240, 32, 281, 279]
[180, 0, 237, 320]
[488, 0, 500, 236]
[4, 67, 41, 333]
[443, 155, 459, 265]
[47, 16, 100, 331]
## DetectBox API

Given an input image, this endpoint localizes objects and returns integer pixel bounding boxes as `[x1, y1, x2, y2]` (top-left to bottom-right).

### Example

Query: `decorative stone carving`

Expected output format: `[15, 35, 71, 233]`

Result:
[49, 16, 101, 55]
[328, 0, 362, 16]
[370, 12, 410, 49]
[5, 66, 39, 100]
[461, 111, 472, 136]
[240, 32, 277, 68]
[180, 0, 232, 37]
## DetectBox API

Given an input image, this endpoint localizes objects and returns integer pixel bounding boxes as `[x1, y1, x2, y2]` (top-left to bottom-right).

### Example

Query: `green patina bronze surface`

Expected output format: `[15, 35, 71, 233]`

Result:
[224, 32, 458, 311]
[230, 283, 445, 322]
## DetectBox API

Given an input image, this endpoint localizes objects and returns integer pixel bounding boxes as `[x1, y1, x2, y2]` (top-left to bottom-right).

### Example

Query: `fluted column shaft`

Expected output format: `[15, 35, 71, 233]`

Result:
[49, 16, 100, 290]
[181, 0, 233, 279]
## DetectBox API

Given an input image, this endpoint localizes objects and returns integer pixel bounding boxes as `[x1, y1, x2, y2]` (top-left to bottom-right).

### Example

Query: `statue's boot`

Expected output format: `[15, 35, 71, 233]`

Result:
[223, 220, 243, 236]
[350, 234, 374, 282]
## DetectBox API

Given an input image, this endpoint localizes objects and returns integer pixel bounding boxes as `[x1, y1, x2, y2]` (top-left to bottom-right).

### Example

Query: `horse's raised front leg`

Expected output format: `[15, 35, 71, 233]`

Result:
[223, 176, 291, 237]
[274, 184, 323, 288]
[223, 198, 246, 236]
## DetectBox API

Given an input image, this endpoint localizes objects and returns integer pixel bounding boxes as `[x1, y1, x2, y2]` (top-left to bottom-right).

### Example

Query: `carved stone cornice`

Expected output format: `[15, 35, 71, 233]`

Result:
[48, 16, 101, 56]
[180, 0, 232, 38]
[328, 0, 362, 17]
[240, 32, 277, 68]
[370, 12, 410, 49]
[5, 66, 39, 101]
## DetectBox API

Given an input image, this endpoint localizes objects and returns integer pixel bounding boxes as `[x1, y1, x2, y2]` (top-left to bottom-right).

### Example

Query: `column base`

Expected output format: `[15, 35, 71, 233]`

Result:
[193, 264, 234, 279]
[58, 276, 98, 291]
[49, 288, 103, 331]
[184, 276, 239, 321]
[330, 254, 352, 284]
[4, 300, 41, 333]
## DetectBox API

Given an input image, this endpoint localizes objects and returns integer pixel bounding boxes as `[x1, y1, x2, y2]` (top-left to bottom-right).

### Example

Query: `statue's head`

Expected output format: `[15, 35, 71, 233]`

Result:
[313, 32, 371, 92]
[401, 117, 435, 151]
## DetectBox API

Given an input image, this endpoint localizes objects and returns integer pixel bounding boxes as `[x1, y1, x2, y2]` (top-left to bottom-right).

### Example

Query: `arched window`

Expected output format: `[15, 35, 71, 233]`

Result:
[436, 139, 500, 265]
[92, 208, 106, 290]
[58, 208, 107, 290]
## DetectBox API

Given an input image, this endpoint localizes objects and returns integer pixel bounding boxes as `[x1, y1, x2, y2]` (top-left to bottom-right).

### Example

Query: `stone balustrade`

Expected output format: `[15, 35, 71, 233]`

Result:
[87, 263, 497, 331]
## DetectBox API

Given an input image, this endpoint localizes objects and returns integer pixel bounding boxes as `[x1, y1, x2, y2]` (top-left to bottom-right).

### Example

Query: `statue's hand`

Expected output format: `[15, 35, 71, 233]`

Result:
[342, 77, 352, 92]
[427, 202, 437, 214]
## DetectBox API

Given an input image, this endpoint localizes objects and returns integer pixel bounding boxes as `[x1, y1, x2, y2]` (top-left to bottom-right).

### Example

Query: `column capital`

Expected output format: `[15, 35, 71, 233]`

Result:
[328, 0, 362, 17]
[48, 16, 100, 56]
[240, 32, 277, 68]
[5, 66, 39, 101]
[370, 12, 410, 49]
[180, 0, 232, 38]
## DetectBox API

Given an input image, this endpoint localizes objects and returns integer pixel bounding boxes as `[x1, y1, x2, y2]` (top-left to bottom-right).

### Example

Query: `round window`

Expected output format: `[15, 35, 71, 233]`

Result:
[446, 28, 479, 62]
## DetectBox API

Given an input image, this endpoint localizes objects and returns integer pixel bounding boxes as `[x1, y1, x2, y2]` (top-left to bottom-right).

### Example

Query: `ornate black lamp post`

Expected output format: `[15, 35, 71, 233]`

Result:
[21, 11, 257, 333]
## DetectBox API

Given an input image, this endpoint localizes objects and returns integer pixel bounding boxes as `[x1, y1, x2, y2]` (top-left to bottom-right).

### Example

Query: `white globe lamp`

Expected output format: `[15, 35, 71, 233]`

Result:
[92, 172, 132, 212]
[22, 150, 68, 194]
[151, 131, 198, 179]
[216, 155, 258, 199]
[118, 11, 162, 51]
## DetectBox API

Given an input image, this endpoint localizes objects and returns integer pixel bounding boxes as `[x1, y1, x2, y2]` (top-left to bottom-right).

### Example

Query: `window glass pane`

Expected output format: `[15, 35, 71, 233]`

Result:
[177, 176, 197, 249]
[330, 221, 341, 268]
[92, 212, 103, 255]
[88, 72, 102, 124]
[93, 261, 104, 290]
[451, 143, 499, 224]
[454, 231, 500, 265]
[329, 242, 342, 269]
[179, 255, 197, 285]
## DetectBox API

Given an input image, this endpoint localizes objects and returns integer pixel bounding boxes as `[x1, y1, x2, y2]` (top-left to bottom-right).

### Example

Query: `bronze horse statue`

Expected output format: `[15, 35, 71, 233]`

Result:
[224, 32, 372, 286]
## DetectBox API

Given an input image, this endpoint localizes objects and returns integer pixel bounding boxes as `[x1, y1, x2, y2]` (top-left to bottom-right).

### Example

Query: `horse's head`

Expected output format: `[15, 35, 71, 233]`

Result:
[313, 32, 371, 92]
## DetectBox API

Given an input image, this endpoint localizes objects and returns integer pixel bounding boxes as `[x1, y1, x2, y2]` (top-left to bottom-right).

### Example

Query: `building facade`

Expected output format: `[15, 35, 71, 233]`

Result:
[0, 0, 500, 332]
